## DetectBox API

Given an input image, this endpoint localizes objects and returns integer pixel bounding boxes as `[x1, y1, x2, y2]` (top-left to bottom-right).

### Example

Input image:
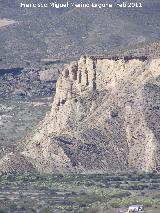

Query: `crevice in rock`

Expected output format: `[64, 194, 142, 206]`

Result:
[93, 60, 97, 90]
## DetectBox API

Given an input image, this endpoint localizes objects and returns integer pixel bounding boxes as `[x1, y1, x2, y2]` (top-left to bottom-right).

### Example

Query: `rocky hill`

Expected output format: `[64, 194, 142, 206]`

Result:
[0, 54, 160, 174]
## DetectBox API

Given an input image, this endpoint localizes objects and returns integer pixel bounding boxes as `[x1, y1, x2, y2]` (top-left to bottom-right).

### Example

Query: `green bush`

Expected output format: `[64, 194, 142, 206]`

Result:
[110, 202, 121, 208]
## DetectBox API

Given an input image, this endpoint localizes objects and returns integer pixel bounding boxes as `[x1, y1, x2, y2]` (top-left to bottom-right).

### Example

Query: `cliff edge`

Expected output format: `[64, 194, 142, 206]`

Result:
[0, 55, 160, 174]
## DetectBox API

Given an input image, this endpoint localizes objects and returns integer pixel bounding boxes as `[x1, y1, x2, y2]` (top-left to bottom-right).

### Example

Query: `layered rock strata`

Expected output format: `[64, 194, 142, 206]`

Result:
[0, 55, 160, 174]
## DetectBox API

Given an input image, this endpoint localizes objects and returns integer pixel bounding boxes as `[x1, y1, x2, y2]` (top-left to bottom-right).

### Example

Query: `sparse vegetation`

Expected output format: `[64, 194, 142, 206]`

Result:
[0, 98, 51, 157]
[0, 172, 159, 212]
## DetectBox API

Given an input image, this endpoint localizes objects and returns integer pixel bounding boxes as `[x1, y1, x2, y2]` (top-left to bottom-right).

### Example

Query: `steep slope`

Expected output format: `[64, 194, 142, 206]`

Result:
[0, 55, 160, 174]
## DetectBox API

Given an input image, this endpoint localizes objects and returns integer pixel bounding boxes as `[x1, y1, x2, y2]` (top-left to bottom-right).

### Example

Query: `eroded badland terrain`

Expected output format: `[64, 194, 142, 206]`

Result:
[0, 54, 160, 174]
[0, 0, 160, 212]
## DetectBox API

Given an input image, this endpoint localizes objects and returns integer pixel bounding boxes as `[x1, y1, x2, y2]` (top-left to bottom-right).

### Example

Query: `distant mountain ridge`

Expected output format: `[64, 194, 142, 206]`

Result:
[102, 41, 160, 59]
[0, 0, 160, 67]
[0, 0, 159, 99]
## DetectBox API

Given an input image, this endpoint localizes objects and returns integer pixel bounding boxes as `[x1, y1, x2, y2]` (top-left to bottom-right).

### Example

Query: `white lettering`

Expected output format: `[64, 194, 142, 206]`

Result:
[75, 3, 90, 8]
[20, 3, 26, 7]
[117, 2, 142, 8]
[26, 4, 30, 8]
[117, 3, 122, 7]
[55, 3, 60, 8]
[122, 2, 127, 7]
[92, 3, 98, 8]
[19, 1, 143, 9]
[59, 3, 69, 8]
[138, 3, 143, 7]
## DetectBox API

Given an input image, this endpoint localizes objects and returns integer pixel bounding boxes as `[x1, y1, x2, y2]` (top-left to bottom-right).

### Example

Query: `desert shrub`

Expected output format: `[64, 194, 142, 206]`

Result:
[148, 183, 160, 190]
[40, 207, 53, 213]
[119, 196, 160, 207]
[86, 207, 103, 213]
[9, 203, 17, 211]
[140, 192, 145, 196]
[108, 176, 124, 181]
[77, 194, 101, 205]
[152, 194, 160, 199]
[87, 201, 108, 213]
[110, 191, 131, 199]
[150, 179, 160, 183]
[145, 172, 157, 179]
[114, 182, 121, 188]
[110, 201, 121, 208]
[127, 184, 148, 190]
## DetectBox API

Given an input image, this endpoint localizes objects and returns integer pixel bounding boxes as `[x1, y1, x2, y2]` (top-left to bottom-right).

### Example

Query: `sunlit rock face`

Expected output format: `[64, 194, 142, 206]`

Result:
[1, 56, 160, 174]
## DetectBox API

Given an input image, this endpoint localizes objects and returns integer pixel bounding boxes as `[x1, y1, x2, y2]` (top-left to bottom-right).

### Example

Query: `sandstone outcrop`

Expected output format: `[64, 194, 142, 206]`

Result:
[0, 55, 160, 174]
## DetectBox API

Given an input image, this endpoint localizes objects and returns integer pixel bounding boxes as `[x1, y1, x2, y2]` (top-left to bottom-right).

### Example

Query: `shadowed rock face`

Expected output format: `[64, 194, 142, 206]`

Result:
[0, 56, 160, 174]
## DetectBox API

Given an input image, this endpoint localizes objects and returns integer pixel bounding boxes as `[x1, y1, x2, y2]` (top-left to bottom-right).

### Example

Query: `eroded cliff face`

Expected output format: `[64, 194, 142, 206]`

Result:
[0, 56, 160, 174]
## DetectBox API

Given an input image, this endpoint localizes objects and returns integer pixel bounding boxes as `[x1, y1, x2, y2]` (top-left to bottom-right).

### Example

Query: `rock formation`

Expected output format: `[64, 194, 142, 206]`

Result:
[0, 55, 160, 174]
